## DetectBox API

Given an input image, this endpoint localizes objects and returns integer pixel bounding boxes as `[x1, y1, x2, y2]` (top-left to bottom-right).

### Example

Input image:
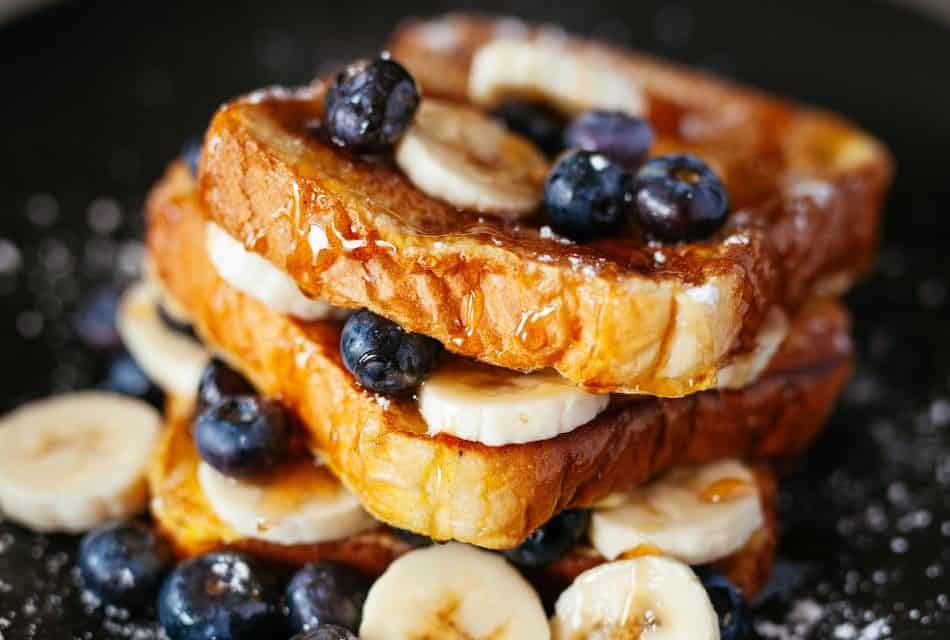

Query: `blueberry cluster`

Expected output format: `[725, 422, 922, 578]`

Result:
[194, 359, 293, 479]
[78, 525, 368, 640]
[320, 55, 729, 245]
[543, 109, 729, 243]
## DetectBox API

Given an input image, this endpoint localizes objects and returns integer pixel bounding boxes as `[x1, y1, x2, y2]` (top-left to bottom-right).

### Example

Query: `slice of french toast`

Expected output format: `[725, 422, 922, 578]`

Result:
[197, 15, 890, 397]
[148, 163, 851, 548]
[150, 403, 778, 601]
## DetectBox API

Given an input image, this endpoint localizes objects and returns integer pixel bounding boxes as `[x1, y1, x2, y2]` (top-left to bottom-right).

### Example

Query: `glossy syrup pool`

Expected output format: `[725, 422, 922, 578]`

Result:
[2, 0, 950, 638]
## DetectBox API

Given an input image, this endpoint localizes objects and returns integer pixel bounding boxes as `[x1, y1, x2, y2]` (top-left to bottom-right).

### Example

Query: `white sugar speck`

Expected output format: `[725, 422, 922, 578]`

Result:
[87, 197, 123, 234]
[16, 310, 43, 338]
[589, 154, 609, 171]
[0, 239, 21, 275]
[889, 536, 909, 553]
[117, 241, 146, 278]
[26, 193, 59, 226]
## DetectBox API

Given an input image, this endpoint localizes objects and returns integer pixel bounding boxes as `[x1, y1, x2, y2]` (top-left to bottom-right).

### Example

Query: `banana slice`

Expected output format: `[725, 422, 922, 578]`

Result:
[0, 391, 160, 533]
[198, 459, 375, 546]
[469, 38, 646, 116]
[417, 360, 610, 446]
[394, 99, 549, 218]
[141, 254, 193, 326]
[551, 556, 719, 640]
[360, 542, 550, 640]
[590, 460, 763, 565]
[206, 222, 344, 321]
[717, 308, 789, 389]
[117, 281, 210, 397]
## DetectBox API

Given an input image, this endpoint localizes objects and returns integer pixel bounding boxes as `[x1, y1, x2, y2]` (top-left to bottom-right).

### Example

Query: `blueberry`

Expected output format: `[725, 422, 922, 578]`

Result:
[543, 150, 632, 242]
[389, 526, 433, 548]
[290, 625, 358, 640]
[102, 352, 163, 408]
[158, 551, 283, 640]
[197, 358, 255, 412]
[324, 57, 420, 153]
[503, 509, 590, 567]
[194, 396, 290, 479]
[73, 285, 123, 352]
[78, 520, 173, 611]
[340, 309, 442, 395]
[286, 562, 371, 633]
[697, 568, 750, 640]
[182, 138, 202, 176]
[158, 304, 198, 340]
[632, 154, 730, 242]
[564, 111, 654, 167]
[491, 100, 566, 156]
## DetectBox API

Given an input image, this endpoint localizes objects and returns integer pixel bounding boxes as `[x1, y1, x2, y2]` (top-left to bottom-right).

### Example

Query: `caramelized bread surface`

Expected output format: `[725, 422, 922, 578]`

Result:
[150, 164, 852, 548]
[197, 15, 889, 396]
[150, 405, 777, 599]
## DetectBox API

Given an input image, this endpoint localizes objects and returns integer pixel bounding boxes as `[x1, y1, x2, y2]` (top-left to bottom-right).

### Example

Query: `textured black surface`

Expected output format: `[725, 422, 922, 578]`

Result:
[0, 1, 949, 638]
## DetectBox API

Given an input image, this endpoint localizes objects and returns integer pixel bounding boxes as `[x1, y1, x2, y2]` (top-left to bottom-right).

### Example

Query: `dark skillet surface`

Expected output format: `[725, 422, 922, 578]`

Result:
[0, 1, 948, 638]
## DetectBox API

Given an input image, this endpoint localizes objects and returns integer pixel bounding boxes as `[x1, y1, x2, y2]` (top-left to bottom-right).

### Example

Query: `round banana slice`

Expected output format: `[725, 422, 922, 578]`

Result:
[117, 281, 210, 397]
[360, 543, 550, 640]
[206, 222, 344, 321]
[469, 38, 646, 117]
[590, 460, 763, 565]
[551, 556, 719, 640]
[198, 459, 375, 546]
[394, 99, 549, 218]
[0, 391, 160, 533]
[417, 360, 610, 446]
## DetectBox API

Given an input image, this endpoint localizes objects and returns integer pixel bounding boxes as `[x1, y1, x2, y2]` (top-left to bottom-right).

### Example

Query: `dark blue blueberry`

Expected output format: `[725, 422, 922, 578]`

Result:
[194, 396, 290, 479]
[632, 154, 730, 242]
[491, 100, 566, 156]
[324, 57, 420, 153]
[182, 138, 202, 176]
[697, 568, 751, 640]
[158, 551, 283, 640]
[197, 358, 256, 413]
[564, 111, 654, 167]
[543, 150, 632, 242]
[290, 625, 358, 640]
[78, 521, 173, 611]
[286, 562, 370, 633]
[389, 526, 433, 548]
[158, 304, 198, 340]
[340, 309, 442, 395]
[73, 285, 123, 352]
[101, 352, 163, 408]
[503, 509, 590, 567]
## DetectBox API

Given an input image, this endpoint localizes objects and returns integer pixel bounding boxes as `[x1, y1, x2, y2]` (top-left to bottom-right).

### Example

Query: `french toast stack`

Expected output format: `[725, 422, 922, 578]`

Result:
[129, 14, 890, 639]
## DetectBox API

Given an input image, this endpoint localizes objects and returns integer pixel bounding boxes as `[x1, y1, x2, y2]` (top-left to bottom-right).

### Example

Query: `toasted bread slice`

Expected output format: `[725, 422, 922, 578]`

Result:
[197, 16, 889, 397]
[149, 163, 851, 548]
[150, 403, 778, 599]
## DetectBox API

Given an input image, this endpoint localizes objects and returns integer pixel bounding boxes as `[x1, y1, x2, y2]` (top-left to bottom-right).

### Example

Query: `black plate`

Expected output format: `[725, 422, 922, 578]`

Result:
[1, 1, 949, 638]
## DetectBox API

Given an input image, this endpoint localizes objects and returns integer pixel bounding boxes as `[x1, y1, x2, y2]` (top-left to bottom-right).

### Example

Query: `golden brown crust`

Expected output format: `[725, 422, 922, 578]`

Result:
[150, 406, 777, 599]
[149, 164, 852, 548]
[196, 15, 889, 397]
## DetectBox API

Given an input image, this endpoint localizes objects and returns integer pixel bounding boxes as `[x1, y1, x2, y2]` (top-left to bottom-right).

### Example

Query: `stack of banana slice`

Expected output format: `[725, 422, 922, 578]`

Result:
[0, 12, 887, 640]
